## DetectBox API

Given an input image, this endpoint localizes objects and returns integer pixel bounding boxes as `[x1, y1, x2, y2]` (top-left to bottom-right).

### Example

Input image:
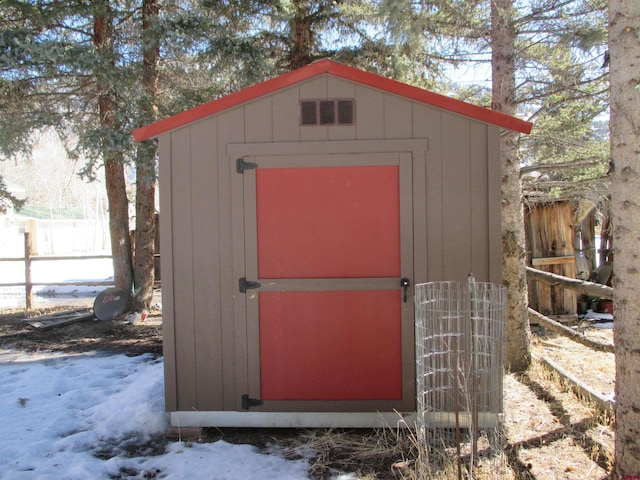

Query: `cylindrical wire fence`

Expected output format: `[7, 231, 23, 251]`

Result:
[415, 277, 506, 456]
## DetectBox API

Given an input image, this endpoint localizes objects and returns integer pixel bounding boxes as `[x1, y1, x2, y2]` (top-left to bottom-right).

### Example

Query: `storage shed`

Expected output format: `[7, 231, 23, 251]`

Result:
[133, 59, 532, 429]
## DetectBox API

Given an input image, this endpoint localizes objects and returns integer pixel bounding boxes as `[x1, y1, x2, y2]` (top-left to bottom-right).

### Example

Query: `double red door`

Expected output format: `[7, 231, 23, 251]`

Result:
[241, 152, 414, 412]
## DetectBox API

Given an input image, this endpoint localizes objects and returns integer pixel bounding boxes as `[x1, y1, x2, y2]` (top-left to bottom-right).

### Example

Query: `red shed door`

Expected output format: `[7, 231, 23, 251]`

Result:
[242, 152, 414, 412]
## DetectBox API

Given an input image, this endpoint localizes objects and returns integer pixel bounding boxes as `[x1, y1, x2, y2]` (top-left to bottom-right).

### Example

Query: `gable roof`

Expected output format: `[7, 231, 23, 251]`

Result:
[133, 59, 532, 141]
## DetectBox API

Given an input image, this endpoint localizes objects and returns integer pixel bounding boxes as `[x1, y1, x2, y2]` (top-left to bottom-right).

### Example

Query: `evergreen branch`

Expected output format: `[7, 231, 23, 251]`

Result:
[517, 0, 592, 25]
[521, 85, 609, 121]
[521, 159, 603, 175]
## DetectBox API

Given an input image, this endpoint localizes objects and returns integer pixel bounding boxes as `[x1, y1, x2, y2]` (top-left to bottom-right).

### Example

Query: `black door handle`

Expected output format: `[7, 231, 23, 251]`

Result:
[400, 277, 410, 303]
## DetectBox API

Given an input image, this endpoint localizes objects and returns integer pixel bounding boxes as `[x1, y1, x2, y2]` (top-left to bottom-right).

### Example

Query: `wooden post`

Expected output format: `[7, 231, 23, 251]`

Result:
[580, 211, 596, 273]
[24, 231, 33, 310]
[600, 207, 613, 265]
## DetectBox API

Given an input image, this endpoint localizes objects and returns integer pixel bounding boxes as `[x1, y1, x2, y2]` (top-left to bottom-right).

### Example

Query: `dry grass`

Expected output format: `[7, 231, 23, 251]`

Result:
[532, 327, 615, 399]
[503, 358, 613, 479]
[274, 425, 511, 480]
[273, 336, 615, 480]
[294, 427, 416, 479]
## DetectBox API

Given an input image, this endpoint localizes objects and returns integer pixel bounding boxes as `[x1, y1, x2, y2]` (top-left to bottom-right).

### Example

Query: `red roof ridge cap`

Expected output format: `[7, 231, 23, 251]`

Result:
[133, 59, 532, 141]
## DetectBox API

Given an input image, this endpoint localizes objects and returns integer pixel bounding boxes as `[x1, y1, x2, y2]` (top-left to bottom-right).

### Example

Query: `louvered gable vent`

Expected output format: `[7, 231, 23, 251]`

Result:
[300, 99, 354, 126]
[319, 100, 335, 124]
[301, 101, 317, 125]
[337, 100, 354, 124]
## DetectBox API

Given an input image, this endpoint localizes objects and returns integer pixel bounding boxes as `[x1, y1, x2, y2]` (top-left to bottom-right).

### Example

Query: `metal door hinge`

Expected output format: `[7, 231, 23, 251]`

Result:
[236, 157, 258, 174]
[239, 277, 261, 293]
[242, 394, 263, 410]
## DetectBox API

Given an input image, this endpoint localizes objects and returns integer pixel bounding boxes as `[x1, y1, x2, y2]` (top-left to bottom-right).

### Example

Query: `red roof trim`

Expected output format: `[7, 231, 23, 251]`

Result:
[133, 59, 532, 141]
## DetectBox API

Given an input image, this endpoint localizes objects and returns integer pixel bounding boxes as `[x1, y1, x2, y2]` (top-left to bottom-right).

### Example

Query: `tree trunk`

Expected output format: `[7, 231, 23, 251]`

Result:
[94, 0, 133, 296]
[491, 0, 531, 372]
[610, 0, 640, 473]
[289, 0, 314, 69]
[132, 0, 160, 312]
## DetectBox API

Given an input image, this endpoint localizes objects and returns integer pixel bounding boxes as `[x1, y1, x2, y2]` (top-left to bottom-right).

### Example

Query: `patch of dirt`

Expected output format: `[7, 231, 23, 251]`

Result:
[0, 307, 162, 356]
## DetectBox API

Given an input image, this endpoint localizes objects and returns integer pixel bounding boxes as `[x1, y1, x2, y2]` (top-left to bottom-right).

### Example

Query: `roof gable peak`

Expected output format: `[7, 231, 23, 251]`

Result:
[133, 59, 532, 141]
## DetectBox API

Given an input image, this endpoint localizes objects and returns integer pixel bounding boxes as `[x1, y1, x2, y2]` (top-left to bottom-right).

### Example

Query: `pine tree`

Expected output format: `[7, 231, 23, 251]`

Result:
[380, 0, 608, 372]
[1, 1, 245, 309]
[609, 0, 640, 473]
[0, 1, 136, 295]
[490, 0, 532, 372]
[93, 0, 134, 295]
[132, 0, 160, 312]
[0, 177, 24, 214]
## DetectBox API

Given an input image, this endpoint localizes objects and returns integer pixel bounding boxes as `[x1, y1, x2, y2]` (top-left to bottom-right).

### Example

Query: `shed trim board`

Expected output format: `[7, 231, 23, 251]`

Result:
[133, 59, 532, 142]
[169, 411, 500, 429]
[227, 138, 428, 157]
[170, 411, 417, 429]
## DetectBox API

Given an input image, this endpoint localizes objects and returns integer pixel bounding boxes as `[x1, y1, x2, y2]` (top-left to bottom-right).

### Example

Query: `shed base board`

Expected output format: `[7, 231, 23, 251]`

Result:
[169, 411, 417, 429]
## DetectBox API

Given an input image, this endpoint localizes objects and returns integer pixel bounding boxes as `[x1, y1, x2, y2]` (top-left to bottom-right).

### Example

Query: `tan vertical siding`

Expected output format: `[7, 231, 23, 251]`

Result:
[384, 95, 413, 139]
[441, 113, 472, 281]
[411, 152, 428, 286]
[245, 97, 273, 143]
[470, 122, 490, 281]
[169, 127, 198, 410]
[190, 117, 224, 410]
[355, 86, 384, 139]
[158, 134, 177, 411]
[413, 105, 444, 281]
[272, 88, 300, 142]
[487, 126, 502, 284]
[217, 107, 247, 411]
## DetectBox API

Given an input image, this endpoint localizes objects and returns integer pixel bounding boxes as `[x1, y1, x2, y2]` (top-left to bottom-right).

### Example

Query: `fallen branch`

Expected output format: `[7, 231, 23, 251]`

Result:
[526, 266, 613, 299]
[528, 307, 615, 353]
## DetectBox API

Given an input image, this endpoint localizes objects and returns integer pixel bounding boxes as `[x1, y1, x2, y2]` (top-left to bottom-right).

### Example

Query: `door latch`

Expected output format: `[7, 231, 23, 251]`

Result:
[400, 277, 410, 303]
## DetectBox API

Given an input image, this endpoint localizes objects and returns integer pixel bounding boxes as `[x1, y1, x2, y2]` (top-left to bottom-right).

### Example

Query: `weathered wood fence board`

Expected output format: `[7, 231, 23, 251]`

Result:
[22, 309, 96, 330]
[524, 200, 577, 316]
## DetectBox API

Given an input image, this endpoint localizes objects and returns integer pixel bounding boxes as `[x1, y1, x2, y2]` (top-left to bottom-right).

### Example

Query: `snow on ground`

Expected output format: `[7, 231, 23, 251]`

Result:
[0, 351, 313, 479]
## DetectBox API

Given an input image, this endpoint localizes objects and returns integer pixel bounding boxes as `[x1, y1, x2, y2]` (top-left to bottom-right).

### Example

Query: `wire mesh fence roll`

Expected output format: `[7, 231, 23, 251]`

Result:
[414, 277, 506, 454]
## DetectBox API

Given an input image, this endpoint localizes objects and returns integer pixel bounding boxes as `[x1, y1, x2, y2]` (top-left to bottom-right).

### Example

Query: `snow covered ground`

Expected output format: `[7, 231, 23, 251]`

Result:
[0, 351, 326, 479]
